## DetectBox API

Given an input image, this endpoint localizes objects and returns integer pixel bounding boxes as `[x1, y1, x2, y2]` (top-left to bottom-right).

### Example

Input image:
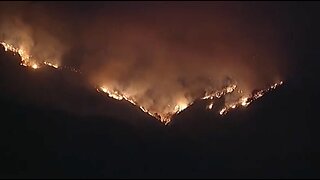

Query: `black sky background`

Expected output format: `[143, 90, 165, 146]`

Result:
[0, 1, 320, 178]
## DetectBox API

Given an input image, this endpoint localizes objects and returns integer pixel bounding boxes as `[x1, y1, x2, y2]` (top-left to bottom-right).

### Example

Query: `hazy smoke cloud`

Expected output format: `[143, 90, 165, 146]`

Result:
[0, 2, 291, 119]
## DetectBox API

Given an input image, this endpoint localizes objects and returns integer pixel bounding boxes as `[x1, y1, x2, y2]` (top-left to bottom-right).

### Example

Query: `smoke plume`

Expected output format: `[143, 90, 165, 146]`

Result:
[0, 2, 291, 123]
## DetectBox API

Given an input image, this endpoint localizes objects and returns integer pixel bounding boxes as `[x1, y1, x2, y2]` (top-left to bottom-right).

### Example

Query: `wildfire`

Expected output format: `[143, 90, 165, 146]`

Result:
[1, 41, 284, 125]
[95, 80, 283, 124]
[215, 81, 284, 115]
[98, 86, 124, 100]
[97, 85, 191, 124]
[0, 41, 59, 69]
[202, 84, 237, 100]
[1, 41, 33, 67]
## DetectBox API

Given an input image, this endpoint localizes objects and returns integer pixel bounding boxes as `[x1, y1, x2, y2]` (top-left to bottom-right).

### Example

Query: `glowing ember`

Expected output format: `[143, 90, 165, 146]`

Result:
[219, 107, 227, 115]
[31, 64, 38, 69]
[207, 103, 214, 110]
[44, 61, 59, 69]
[240, 97, 250, 107]
[140, 106, 148, 113]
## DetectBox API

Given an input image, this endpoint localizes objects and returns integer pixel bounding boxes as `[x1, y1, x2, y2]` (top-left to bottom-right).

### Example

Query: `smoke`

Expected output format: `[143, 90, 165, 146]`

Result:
[0, 2, 291, 121]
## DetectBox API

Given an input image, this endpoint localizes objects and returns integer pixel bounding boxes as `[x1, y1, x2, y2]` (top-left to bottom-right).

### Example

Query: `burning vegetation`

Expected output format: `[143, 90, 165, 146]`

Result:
[1, 41, 283, 124]
[0, 2, 289, 124]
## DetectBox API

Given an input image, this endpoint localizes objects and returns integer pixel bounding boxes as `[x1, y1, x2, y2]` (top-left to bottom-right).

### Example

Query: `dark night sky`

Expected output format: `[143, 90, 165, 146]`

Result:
[0, 1, 320, 178]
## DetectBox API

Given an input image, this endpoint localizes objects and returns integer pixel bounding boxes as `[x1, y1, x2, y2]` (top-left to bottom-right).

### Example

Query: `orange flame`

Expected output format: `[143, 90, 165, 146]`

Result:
[1, 41, 284, 124]
[0, 41, 59, 69]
